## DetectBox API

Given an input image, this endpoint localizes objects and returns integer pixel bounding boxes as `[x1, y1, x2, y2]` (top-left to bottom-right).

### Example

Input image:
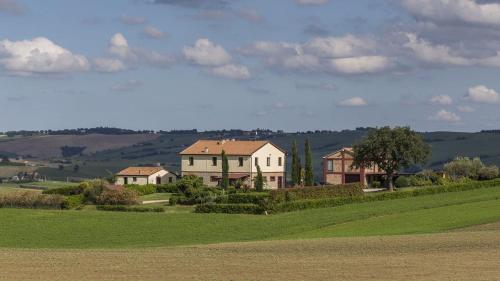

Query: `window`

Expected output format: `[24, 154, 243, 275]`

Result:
[255, 157, 259, 167]
[212, 156, 217, 166]
[189, 157, 194, 166]
[267, 157, 271, 167]
[168, 177, 173, 183]
[210, 176, 219, 182]
[327, 160, 334, 171]
[278, 157, 282, 166]
[133, 177, 137, 182]
[238, 157, 244, 167]
[270, 176, 276, 182]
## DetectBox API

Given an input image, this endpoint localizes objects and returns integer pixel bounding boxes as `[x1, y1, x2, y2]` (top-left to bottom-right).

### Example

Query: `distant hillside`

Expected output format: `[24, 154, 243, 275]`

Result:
[1, 129, 499, 181]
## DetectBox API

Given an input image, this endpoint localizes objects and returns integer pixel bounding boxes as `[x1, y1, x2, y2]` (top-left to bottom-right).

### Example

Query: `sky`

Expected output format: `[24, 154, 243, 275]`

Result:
[1, 0, 500, 132]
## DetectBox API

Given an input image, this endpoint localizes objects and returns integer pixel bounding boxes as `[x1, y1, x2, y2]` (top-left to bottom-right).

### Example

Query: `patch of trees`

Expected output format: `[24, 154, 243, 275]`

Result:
[60, 146, 86, 158]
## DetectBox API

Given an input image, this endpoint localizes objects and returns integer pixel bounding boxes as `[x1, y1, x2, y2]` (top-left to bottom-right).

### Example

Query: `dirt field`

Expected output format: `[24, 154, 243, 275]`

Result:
[1, 229, 499, 281]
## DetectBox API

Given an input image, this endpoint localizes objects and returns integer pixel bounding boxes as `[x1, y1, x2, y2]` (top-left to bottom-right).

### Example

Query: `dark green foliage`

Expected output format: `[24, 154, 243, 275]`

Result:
[226, 192, 269, 205]
[96, 205, 164, 212]
[304, 138, 314, 186]
[43, 183, 86, 195]
[269, 179, 500, 213]
[60, 146, 86, 158]
[62, 194, 85, 210]
[176, 175, 204, 193]
[352, 126, 431, 190]
[125, 184, 157, 195]
[156, 183, 179, 193]
[255, 165, 264, 191]
[195, 203, 264, 215]
[395, 176, 410, 188]
[221, 150, 229, 189]
[291, 140, 299, 186]
[269, 184, 363, 203]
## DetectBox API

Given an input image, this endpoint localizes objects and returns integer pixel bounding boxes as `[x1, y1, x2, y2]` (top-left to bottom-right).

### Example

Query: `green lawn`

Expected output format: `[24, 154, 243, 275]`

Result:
[1, 185, 500, 249]
[140, 193, 172, 201]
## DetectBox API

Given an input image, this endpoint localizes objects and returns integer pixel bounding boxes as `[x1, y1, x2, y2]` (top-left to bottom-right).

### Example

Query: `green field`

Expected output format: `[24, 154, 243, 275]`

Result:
[1, 186, 499, 249]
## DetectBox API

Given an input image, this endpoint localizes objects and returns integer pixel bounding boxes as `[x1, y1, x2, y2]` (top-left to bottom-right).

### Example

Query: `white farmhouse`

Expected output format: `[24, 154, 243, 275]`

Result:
[115, 167, 177, 185]
[180, 139, 286, 189]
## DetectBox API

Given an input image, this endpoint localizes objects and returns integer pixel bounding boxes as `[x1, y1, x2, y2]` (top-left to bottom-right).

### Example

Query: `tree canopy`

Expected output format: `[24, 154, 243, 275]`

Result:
[352, 126, 430, 190]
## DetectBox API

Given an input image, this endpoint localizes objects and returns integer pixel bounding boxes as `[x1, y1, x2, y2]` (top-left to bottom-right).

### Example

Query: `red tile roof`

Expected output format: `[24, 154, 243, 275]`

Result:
[180, 140, 281, 156]
[117, 166, 164, 176]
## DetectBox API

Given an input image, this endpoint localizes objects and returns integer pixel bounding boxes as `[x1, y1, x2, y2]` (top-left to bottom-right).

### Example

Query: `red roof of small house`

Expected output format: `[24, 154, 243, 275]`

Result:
[116, 166, 164, 176]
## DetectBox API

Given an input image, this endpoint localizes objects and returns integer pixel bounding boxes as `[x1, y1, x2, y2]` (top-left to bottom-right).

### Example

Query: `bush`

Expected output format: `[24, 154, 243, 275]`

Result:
[96, 205, 164, 212]
[478, 166, 499, 180]
[176, 175, 204, 193]
[195, 203, 264, 214]
[269, 179, 500, 214]
[62, 194, 85, 209]
[444, 157, 485, 180]
[156, 183, 179, 193]
[226, 192, 269, 205]
[125, 184, 157, 195]
[0, 191, 65, 209]
[395, 176, 410, 188]
[43, 183, 87, 195]
[96, 187, 139, 205]
[371, 181, 381, 188]
[269, 184, 363, 203]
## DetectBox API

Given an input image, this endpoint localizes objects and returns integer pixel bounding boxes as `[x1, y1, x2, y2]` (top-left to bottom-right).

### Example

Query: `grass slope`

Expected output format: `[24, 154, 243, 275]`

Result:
[1, 186, 500, 249]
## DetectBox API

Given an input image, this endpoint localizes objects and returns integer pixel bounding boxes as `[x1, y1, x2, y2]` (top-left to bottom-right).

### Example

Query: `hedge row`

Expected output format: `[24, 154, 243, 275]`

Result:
[96, 205, 165, 212]
[43, 185, 85, 196]
[224, 192, 269, 204]
[0, 191, 66, 209]
[270, 179, 500, 213]
[195, 203, 264, 215]
[269, 184, 363, 203]
[62, 194, 85, 210]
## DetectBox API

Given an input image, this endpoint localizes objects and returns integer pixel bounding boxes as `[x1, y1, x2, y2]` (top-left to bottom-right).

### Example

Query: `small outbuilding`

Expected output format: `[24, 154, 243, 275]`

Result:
[115, 166, 177, 185]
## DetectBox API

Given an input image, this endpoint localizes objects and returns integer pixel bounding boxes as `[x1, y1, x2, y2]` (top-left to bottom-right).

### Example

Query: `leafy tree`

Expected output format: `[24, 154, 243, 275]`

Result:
[304, 138, 314, 186]
[255, 164, 264, 191]
[221, 150, 229, 189]
[444, 156, 499, 180]
[291, 140, 299, 186]
[352, 126, 430, 191]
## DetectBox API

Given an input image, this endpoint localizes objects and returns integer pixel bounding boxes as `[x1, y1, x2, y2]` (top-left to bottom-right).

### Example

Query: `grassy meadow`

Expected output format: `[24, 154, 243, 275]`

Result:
[1, 185, 499, 249]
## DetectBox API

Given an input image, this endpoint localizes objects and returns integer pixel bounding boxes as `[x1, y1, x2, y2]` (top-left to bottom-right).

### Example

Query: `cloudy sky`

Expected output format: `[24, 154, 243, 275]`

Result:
[1, 0, 500, 132]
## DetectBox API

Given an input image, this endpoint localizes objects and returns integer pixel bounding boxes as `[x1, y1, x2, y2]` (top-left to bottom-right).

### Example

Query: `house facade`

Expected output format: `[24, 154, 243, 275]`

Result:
[323, 147, 384, 186]
[180, 139, 286, 189]
[115, 166, 177, 185]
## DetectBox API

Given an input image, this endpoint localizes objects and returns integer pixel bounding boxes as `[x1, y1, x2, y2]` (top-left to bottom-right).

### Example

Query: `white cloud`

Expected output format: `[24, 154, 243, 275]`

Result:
[457, 105, 475, 113]
[464, 85, 500, 104]
[295, 0, 329, 5]
[93, 58, 127, 73]
[429, 109, 461, 122]
[119, 15, 147, 25]
[404, 33, 470, 66]
[209, 64, 251, 80]
[143, 26, 166, 39]
[109, 33, 132, 59]
[183, 38, 232, 66]
[0, 37, 89, 75]
[402, 0, 500, 27]
[429, 95, 453, 105]
[110, 79, 142, 92]
[305, 35, 376, 58]
[329, 56, 390, 74]
[338, 97, 368, 107]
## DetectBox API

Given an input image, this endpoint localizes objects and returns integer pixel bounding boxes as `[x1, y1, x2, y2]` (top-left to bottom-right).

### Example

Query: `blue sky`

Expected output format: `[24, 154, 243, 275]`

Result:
[1, 0, 500, 132]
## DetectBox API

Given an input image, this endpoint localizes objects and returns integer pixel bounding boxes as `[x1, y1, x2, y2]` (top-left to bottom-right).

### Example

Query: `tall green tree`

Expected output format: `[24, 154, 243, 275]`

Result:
[304, 138, 314, 186]
[352, 126, 430, 191]
[291, 140, 299, 186]
[255, 164, 264, 191]
[221, 150, 229, 189]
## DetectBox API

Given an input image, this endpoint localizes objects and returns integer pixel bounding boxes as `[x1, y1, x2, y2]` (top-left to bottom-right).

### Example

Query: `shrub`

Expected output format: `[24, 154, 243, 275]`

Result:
[444, 157, 485, 180]
[395, 176, 410, 188]
[43, 183, 87, 195]
[125, 184, 157, 195]
[96, 187, 139, 205]
[407, 175, 433, 187]
[371, 181, 381, 188]
[176, 175, 204, 193]
[156, 183, 179, 193]
[62, 194, 85, 209]
[269, 184, 363, 203]
[478, 166, 499, 180]
[226, 192, 269, 205]
[195, 203, 264, 215]
[0, 191, 65, 209]
[96, 205, 164, 212]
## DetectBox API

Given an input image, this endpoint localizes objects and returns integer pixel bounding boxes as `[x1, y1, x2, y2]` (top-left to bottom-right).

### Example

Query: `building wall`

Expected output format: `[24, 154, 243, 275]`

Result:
[181, 155, 252, 173]
[116, 170, 174, 185]
[323, 149, 384, 186]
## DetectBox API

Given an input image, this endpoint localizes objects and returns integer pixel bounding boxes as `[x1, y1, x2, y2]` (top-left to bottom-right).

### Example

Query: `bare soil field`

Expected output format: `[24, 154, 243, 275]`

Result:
[1, 229, 499, 281]
[0, 134, 159, 159]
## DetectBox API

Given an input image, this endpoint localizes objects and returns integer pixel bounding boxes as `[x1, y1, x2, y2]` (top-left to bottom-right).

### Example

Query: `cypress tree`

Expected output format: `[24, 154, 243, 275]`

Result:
[291, 140, 299, 186]
[221, 150, 229, 189]
[255, 164, 264, 191]
[304, 138, 314, 186]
